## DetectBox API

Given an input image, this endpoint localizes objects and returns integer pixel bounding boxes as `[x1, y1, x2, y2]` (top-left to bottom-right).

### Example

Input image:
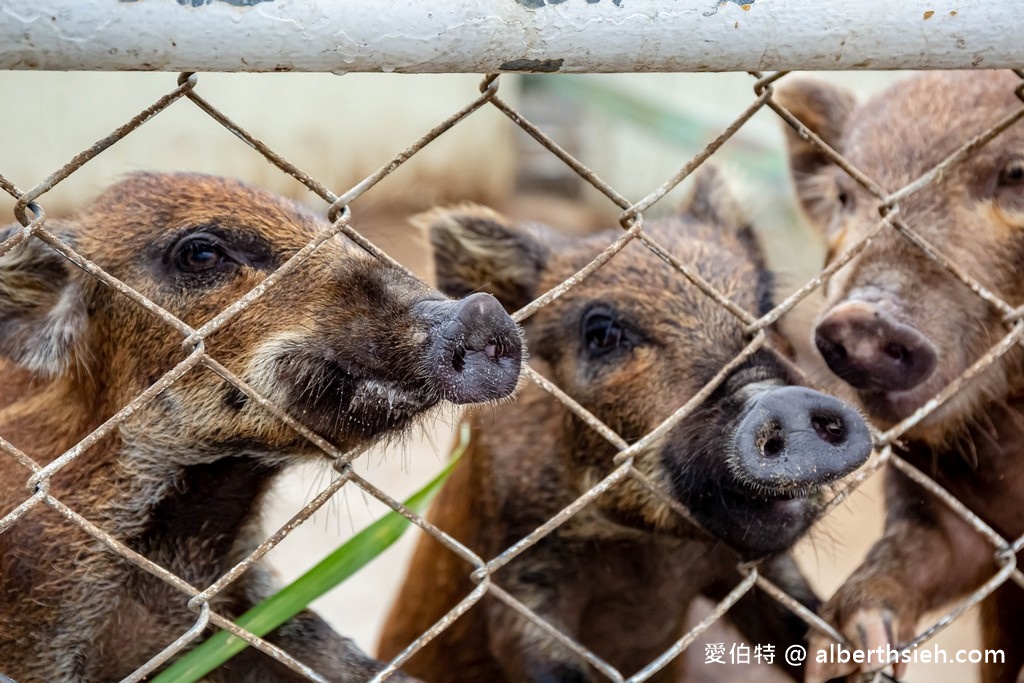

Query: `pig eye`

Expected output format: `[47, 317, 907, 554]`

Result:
[835, 185, 855, 211]
[998, 160, 1024, 187]
[582, 307, 634, 357]
[171, 232, 237, 274]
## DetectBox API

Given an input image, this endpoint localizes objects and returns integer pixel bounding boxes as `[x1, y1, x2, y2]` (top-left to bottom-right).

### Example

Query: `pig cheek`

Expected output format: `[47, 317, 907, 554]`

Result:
[99, 310, 183, 388]
[821, 205, 889, 298]
[993, 182, 1024, 221]
[988, 202, 1024, 300]
[823, 217, 852, 267]
[586, 351, 675, 439]
[821, 238, 861, 306]
[613, 349, 677, 412]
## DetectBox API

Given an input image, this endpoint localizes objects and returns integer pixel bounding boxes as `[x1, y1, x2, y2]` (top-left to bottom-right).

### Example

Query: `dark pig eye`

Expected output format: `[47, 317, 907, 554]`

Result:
[582, 307, 634, 357]
[179, 240, 223, 272]
[998, 159, 1024, 187]
[170, 232, 236, 274]
[835, 181, 856, 211]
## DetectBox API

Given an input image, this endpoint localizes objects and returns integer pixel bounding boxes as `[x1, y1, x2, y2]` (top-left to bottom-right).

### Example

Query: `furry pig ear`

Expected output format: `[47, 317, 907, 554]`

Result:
[419, 204, 549, 313]
[773, 78, 856, 228]
[685, 165, 747, 233]
[0, 225, 88, 375]
[685, 165, 768, 272]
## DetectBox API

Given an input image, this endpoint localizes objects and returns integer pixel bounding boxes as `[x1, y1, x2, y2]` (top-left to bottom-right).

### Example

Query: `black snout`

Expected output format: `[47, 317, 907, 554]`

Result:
[417, 292, 523, 404]
[815, 301, 937, 392]
[733, 386, 871, 492]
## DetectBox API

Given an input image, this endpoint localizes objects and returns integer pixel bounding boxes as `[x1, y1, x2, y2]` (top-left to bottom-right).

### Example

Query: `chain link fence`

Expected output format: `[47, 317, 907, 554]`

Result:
[1, 56, 1022, 683]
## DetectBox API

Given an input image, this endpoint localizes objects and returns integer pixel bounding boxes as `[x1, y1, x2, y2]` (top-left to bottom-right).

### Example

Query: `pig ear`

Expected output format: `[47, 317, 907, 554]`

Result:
[773, 78, 856, 228]
[0, 225, 88, 375]
[685, 165, 747, 232]
[683, 166, 775, 314]
[419, 204, 549, 313]
[684, 165, 768, 272]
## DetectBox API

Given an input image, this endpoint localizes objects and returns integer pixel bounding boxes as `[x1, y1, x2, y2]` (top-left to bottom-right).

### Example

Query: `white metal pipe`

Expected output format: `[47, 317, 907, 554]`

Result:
[0, 0, 1019, 74]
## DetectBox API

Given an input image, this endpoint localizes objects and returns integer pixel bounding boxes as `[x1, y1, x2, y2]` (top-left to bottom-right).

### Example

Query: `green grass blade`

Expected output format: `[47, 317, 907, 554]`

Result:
[153, 426, 467, 682]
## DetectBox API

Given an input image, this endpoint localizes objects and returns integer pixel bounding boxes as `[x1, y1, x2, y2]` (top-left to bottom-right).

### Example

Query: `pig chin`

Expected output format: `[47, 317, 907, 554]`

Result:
[857, 368, 962, 432]
[670, 464, 823, 559]
[710, 481, 821, 558]
[343, 378, 439, 437]
[859, 379, 988, 446]
[860, 387, 931, 425]
[270, 353, 439, 446]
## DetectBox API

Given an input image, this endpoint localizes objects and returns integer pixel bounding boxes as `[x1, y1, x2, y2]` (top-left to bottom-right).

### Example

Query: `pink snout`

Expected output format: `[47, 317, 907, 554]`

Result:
[815, 301, 938, 393]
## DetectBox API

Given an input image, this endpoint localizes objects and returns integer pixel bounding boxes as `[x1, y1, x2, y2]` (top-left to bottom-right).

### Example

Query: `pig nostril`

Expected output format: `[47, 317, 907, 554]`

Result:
[452, 347, 466, 373]
[762, 435, 785, 458]
[832, 343, 847, 360]
[757, 422, 786, 459]
[811, 413, 846, 445]
[884, 342, 905, 362]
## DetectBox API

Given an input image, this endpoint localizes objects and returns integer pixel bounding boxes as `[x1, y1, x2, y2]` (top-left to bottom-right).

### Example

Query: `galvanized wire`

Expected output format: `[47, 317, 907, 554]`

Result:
[0, 65, 1020, 683]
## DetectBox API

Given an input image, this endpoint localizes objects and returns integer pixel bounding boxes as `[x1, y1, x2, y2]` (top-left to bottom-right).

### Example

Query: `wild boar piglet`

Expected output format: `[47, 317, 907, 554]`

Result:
[378, 166, 872, 683]
[0, 172, 523, 682]
[778, 70, 1024, 682]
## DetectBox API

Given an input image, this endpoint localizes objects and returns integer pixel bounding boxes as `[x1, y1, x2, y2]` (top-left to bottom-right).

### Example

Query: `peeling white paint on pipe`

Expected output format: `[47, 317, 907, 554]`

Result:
[0, 0, 1019, 73]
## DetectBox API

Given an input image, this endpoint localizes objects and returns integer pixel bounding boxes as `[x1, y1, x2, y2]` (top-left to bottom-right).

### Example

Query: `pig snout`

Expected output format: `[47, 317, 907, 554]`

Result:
[815, 301, 938, 393]
[414, 292, 523, 404]
[733, 386, 872, 492]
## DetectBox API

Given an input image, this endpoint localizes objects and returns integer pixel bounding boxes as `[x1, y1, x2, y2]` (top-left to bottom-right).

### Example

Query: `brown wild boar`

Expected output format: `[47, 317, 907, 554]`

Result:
[776, 70, 1024, 682]
[377, 166, 873, 682]
[0, 173, 523, 682]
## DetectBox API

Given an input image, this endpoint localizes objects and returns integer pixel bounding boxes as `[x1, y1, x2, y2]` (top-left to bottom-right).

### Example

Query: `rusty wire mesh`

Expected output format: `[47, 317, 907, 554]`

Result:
[0, 67, 1022, 683]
